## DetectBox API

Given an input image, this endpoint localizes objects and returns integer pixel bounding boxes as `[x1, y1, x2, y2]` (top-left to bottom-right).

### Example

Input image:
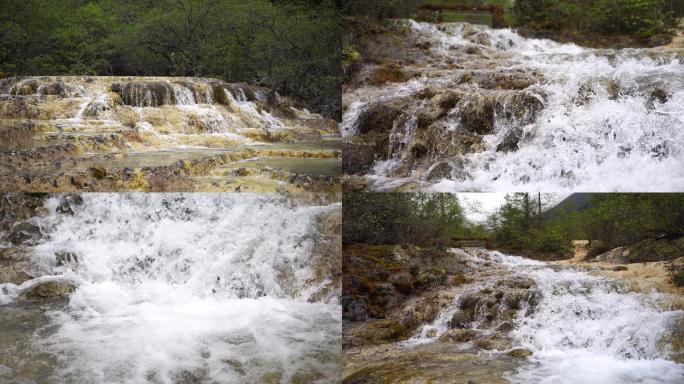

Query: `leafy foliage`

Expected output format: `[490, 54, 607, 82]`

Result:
[343, 193, 469, 247]
[486, 193, 571, 256]
[0, 0, 341, 118]
[488, 193, 684, 258]
[345, 193, 684, 260]
[342, 0, 422, 19]
[674, 270, 684, 287]
[578, 194, 684, 249]
[512, 0, 676, 39]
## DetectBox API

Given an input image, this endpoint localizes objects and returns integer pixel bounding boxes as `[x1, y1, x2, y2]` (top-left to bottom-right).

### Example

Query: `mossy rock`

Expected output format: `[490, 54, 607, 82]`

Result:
[368, 64, 408, 85]
[22, 281, 75, 300]
[210, 83, 231, 106]
[497, 127, 523, 153]
[342, 175, 369, 191]
[673, 270, 684, 287]
[89, 166, 107, 180]
[363, 320, 410, 344]
[439, 329, 479, 343]
[343, 142, 376, 175]
[627, 237, 684, 263]
[56, 193, 84, 215]
[41, 81, 77, 97]
[11, 79, 39, 95]
[475, 336, 513, 350]
[5, 222, 42, 245]
[460, 94, 496, 135]
[425, 161, 454, 181]
[360, 245, 404, 270]
[415, 91, 460, 130]
[355, 101, 404, 135]
[507, 348, 533, 358]
[389, 272, 413, 295]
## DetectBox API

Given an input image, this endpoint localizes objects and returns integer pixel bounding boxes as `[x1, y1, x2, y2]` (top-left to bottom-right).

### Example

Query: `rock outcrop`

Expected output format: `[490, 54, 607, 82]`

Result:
[21, 280, 76, 300]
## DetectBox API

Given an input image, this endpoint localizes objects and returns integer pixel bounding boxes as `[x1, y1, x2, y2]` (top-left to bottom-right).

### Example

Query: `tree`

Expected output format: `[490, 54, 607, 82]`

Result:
[342, 193, 468, 247]
[0, 0, 341, 118]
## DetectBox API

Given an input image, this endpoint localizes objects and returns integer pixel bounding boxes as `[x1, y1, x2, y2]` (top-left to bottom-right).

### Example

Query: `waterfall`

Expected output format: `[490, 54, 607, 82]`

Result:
[171, 83, 196, 105]
[71, 98, 91, 123]
[0, 194, 341, 383]
[222, 87, 285, 131]
[407, 248, 684, 384]
[0, 76, 326, 145]
[345, 20, 684, 191]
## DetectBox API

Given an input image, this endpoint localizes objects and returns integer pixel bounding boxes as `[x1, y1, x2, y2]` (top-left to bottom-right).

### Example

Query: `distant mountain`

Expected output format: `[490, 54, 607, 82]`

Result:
[543, 193, 595, 219]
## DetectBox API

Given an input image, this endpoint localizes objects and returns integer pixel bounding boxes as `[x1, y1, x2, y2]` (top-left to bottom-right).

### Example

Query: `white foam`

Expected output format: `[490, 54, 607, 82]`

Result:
[5, 194, 340, 383]
[413, 248, 684, 383]
[348, 20, 684, 191]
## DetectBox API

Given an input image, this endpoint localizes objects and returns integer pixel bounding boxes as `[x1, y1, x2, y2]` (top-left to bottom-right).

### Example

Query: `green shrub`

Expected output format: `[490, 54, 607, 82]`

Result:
[415, 260, 447, 287]
[343, 0, 422, 19]
[342, 44, 362, 78]
[673, 270, 684, 287]
[592, 0, 676, 37]
[531, 227, 570, 255]
[513, 0, 676, 39]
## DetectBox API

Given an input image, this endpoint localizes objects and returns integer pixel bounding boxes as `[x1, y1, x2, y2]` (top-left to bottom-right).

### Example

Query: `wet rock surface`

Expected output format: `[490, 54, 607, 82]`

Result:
[0, 248, 48, 285]
[342, 21, 550, 189]
[343, 341, 520, 384]
[343, 142, 376, 175]
[342, 244, 454, 336]
[21, 281, 76, 300]
[4, 222, 42, 246]
[341, 246, 529, 382]
[0, 147, 342, 193]
[0, 300, 65, 383]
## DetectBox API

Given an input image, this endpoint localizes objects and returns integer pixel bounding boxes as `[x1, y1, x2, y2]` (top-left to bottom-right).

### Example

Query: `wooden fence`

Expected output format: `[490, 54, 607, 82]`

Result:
[450, 237, 493, 248]
[418, 3, 506, 28]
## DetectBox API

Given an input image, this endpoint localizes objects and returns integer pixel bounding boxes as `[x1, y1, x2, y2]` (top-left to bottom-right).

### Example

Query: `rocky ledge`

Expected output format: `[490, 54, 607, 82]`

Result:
[342, 245, 544, 382]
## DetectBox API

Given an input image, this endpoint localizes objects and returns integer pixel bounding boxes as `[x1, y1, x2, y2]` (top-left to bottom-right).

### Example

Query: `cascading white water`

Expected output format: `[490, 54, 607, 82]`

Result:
[71, 99, 91, 123]
[171, 83, 196, 105]
[410, 248, 684, 384]
[346, 21, 684, 191]
[0, 76, 318, 145]
[510, 265, 683, 384]
[222, 88, 285, 131]
[0, 194, 340, 383]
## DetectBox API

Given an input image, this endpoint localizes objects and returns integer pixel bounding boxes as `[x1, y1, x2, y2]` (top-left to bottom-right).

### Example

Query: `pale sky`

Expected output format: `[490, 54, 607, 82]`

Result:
[459, 193, 571, 224]
[458, 193, 507, 223]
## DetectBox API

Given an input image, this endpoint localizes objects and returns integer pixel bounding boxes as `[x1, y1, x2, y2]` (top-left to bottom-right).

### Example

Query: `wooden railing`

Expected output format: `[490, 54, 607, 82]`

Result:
[450, 237, 493, 248]
[419, 3, 506, 28]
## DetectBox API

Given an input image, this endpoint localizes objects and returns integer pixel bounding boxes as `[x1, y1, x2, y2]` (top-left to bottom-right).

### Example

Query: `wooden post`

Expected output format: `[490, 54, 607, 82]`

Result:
[491, 6, 505, 28]
[538, 192, 542, 229]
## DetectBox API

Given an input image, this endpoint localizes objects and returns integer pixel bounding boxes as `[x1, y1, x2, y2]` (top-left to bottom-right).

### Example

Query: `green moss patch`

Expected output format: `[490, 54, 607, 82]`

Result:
[628, 237, 684, 263]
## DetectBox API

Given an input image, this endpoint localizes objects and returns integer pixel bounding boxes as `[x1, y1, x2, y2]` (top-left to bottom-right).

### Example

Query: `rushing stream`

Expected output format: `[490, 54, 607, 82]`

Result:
[407, 248, 684, 383]
[343, 21, 684, 191]
[0, 194, 341, 383]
